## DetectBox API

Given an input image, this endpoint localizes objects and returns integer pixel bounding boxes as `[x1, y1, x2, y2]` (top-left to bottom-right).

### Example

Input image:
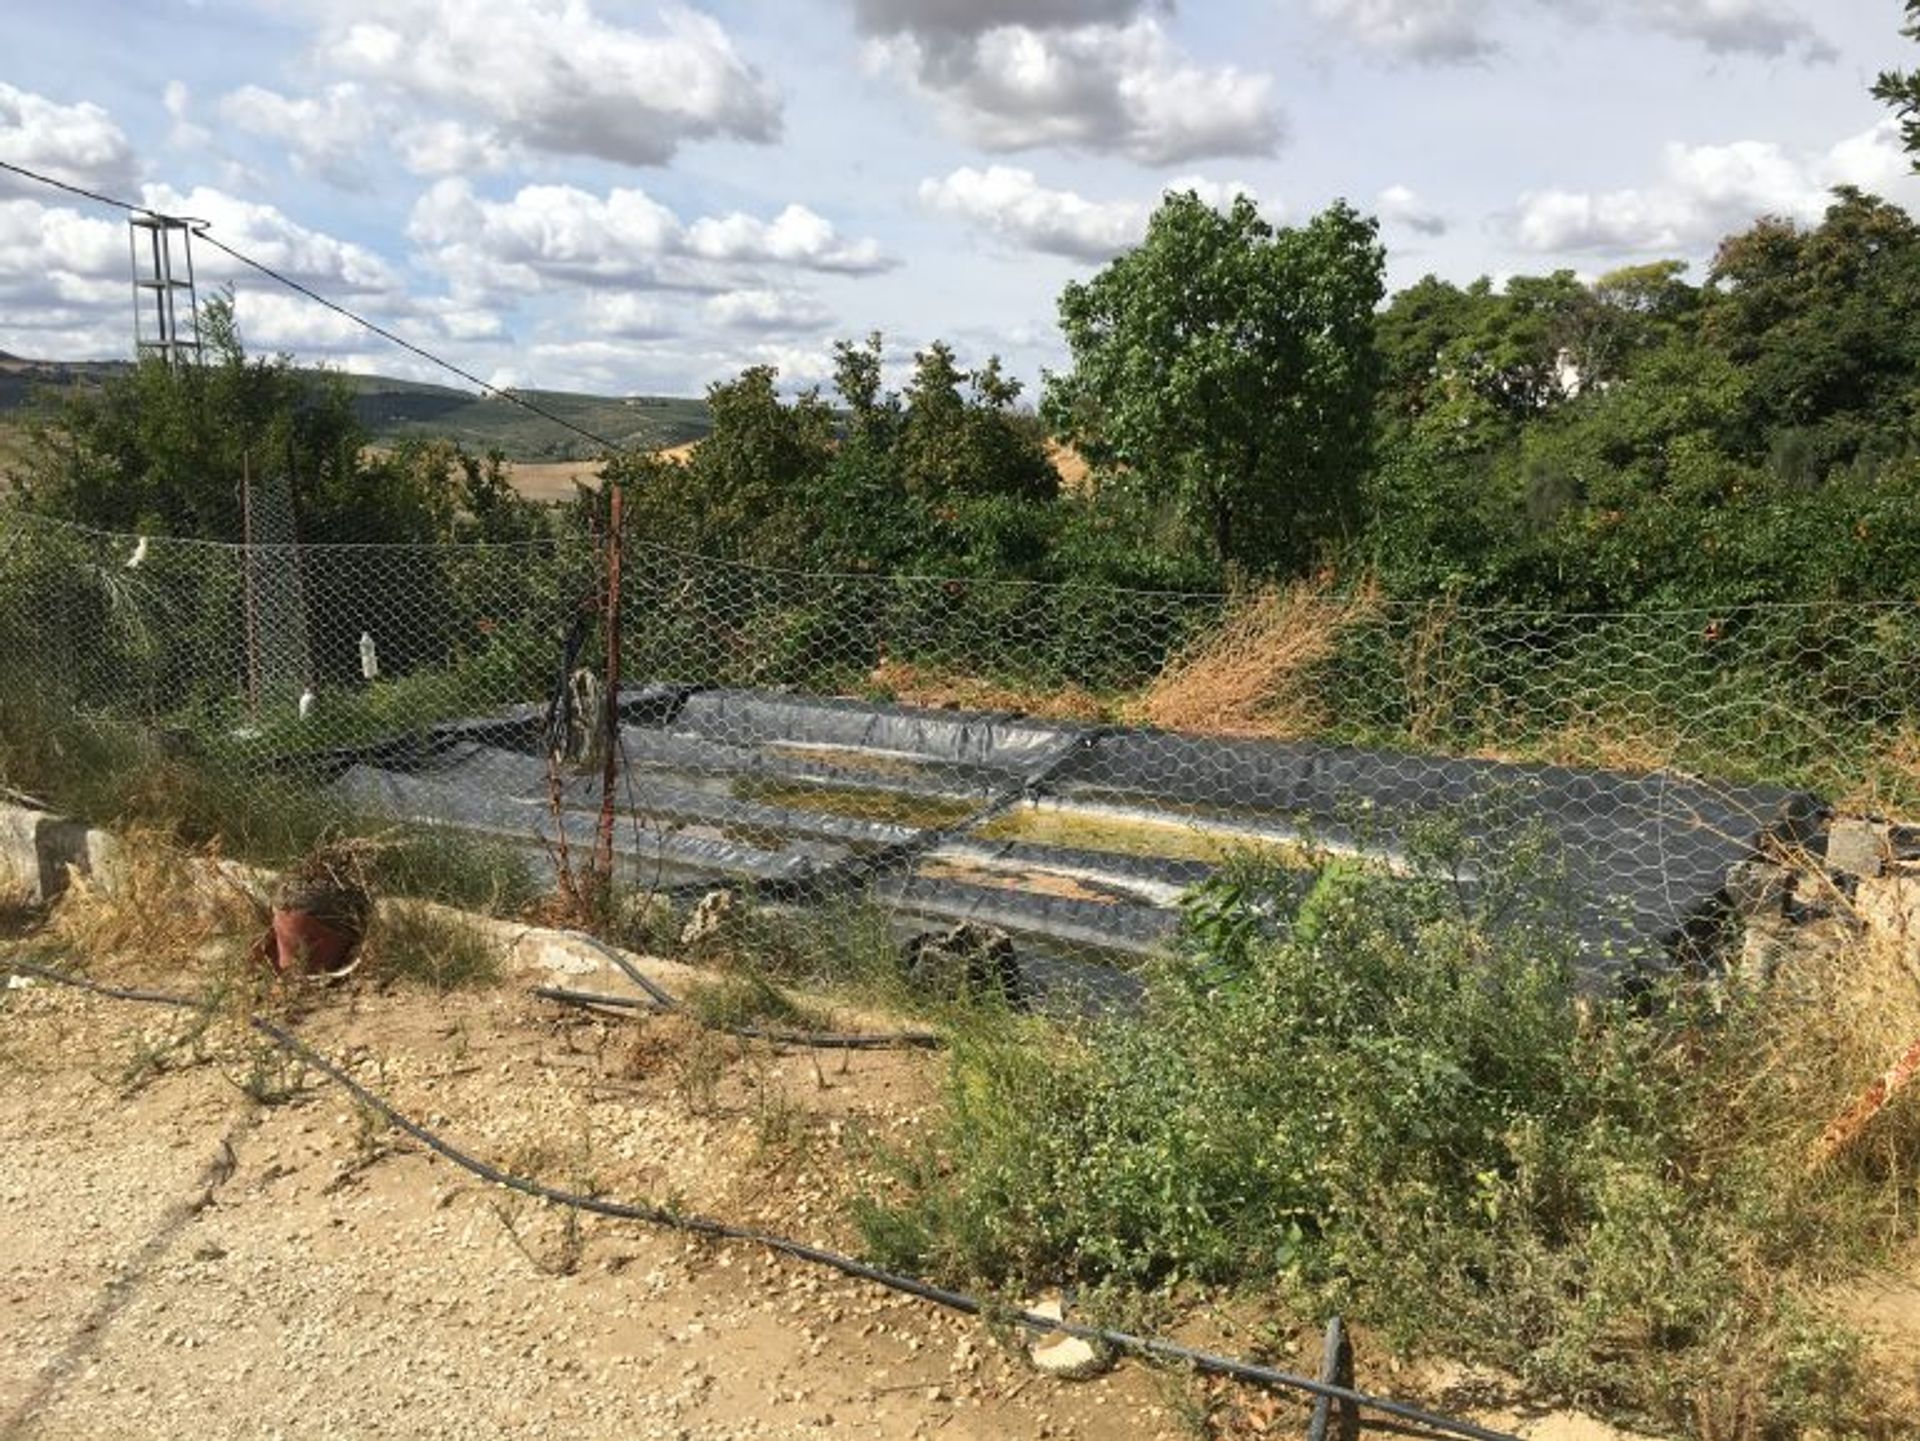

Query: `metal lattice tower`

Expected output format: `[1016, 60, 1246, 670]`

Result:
[128, 214, 203, 367]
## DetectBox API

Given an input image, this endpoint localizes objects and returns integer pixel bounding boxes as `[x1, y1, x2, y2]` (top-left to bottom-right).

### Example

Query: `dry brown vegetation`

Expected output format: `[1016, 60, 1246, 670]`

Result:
[865, 657, 1117, 722]
[1129, 579, 1379, 737]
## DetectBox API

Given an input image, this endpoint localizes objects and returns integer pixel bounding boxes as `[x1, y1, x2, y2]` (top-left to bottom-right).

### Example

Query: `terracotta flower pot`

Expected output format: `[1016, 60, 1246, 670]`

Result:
[256, 866, 371, 978]
[260, 907, 362, 976]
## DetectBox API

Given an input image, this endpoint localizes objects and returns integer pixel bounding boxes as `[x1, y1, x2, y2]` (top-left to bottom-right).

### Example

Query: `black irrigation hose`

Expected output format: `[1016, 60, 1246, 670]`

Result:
[531, 985, 945, 1051]
[0, 955, 1519, 1441]
[551, 930, 945, 1051]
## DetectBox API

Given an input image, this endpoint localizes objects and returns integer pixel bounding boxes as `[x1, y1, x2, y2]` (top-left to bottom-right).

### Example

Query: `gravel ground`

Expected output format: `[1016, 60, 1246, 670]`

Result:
[0, 934, 1649, 1441]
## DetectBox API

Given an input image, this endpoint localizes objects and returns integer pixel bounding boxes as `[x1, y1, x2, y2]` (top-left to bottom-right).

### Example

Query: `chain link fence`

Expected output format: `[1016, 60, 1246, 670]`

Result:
[3, 502, 1915, 1003]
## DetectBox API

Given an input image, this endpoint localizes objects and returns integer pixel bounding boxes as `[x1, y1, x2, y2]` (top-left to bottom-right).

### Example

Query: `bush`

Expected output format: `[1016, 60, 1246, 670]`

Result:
[857, 821, 1917, 1430]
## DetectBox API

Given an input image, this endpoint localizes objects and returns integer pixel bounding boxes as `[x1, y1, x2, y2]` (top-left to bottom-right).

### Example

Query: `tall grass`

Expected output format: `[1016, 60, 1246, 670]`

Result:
[0, 683, 538, 915]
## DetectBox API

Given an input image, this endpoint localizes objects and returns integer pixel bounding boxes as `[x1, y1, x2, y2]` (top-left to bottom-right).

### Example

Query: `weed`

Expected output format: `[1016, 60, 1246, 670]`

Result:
[366, 900, 503, 992]
[113, 1007, 218, 1095]
[670, 1027, 730, 1117]
[682, 970, 826, 1033]
[227, 1039, 308, 1106]
[749, 1069, 810, 1164]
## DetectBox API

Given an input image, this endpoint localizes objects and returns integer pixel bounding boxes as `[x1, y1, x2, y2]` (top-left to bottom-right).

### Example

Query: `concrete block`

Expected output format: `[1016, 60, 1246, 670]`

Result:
[0, 803, 102, 903]
[1826, 819, 1892, 880]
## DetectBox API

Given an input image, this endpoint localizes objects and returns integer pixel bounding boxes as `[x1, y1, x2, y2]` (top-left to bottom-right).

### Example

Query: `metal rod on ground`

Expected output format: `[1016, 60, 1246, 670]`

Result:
[594, 481, 623, 890]
[1306, 1316, 1357, 1441]
[1808, 1033, 1920, 1171]
[530, 984, 947, 1050]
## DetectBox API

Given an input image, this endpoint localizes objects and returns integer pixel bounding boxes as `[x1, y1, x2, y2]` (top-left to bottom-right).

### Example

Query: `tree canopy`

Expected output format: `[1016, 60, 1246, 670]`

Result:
[1044, 194, 1383, 577]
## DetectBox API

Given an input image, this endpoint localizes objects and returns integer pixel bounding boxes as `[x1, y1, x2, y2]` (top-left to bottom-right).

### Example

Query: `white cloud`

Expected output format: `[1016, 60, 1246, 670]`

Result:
[409, 178, 688, 294]
[315, 0, 780, 167]
[0, 82, 139, 196]
[0, 198, 126, 313]
[685, 205, 890, 273]
[1377, 184, 1447, 235]
[1508, 120, 1917, 255]
[579, 293, 678, 340]
[393, 120, 516, 177]
[920, 166, 1149, 259]
[143, 183, 402, 295]
[232, 289, 379, 351]
[861, 13, 1280, 164]
[218, 83, 381, 189]
[703, 288, 833, 333]
[408, 179, 895, 298]
[919, 166, 1263, 260]
[1319, 0, 1832, 66]
[163, 81, 212, 152]
[0, 177, 435, 364]
[1313, 0, 1495, 64]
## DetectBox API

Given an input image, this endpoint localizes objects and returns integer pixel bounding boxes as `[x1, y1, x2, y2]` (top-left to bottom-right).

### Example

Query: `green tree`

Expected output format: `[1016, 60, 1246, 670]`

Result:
[614, 364, 836, 567]
[1875, 1, 1920, 160]
[1703, 188, 1920, 479]
[22, 292, 365, 539]
[896, 342, 1056, 506]
[1045, 193, 1384, 576]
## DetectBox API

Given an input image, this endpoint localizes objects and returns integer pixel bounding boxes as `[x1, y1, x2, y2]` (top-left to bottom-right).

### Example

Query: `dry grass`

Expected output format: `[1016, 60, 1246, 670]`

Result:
[1843, 724, 1920, 820]
[50, 829, 265, 981]
[1129, 579, 1379, 738]
[1045, 439, 1093, 494]
[1515, 708, 1691, 777]
[864, 658, 1116, 723]
[1708, 855, 1920, 1178]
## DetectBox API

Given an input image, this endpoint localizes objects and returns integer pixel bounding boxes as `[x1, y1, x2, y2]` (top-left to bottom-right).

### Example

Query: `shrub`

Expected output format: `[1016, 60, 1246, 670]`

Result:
[857, 819, 1918, 1430]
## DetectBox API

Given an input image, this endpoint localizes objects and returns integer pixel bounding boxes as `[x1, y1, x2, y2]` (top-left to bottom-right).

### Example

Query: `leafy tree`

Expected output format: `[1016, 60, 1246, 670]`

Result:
[832, 332, 900, 449]
[1046, 193, 1384, 577]
[1875, 1, 1920, 161]
[613, 364, 835, 567]
[896, 342, 1055, 506]
[1703, 188, 1920, 478]
[20, 293, 364, 539]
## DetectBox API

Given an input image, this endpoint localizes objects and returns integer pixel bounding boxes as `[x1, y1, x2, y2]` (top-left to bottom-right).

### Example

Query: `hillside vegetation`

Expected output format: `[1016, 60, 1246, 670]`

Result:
[0, 350, 709, 463]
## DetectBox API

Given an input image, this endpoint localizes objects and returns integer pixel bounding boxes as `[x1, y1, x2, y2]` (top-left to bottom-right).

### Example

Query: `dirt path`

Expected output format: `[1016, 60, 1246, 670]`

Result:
[0, 944, 1651, 1441]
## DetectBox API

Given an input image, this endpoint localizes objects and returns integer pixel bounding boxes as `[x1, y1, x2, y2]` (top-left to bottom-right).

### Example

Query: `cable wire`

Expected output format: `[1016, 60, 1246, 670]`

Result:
[0, 954, 1519, 1441]
[0, 157, 625, 457]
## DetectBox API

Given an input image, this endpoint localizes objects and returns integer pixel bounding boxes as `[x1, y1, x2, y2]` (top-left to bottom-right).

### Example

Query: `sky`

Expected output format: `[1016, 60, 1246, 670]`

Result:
[1, 0, 1916, 400]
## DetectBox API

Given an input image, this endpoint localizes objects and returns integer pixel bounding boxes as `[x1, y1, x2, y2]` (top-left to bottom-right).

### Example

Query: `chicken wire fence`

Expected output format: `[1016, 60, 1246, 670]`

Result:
[2, 503, 1915, 999]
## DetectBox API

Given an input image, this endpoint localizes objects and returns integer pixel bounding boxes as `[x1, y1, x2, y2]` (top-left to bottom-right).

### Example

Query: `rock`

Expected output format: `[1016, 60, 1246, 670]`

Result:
[679, 889, 738, 950]
[1856, 871, 1920, 961]
[1827, 819, 1893, 880]
[901, 922, 1023, 1008]
[1029, 1333, 1110, 1381]
[1024, 1294, 1111, 1381]
[1725, 859, 1792, 919]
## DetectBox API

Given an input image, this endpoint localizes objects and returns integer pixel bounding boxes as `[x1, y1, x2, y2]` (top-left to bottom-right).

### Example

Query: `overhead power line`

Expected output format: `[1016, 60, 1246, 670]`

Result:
[0, 156, 625, 456]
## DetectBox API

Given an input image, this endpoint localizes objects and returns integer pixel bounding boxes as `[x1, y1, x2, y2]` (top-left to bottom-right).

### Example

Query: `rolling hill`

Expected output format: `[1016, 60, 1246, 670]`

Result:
[0, 352, 711, 463]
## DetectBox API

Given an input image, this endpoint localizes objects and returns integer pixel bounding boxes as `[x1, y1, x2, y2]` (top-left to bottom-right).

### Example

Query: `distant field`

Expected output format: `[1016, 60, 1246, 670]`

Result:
[501, 458, 606, 501]
[0, 355, 1088, 501]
